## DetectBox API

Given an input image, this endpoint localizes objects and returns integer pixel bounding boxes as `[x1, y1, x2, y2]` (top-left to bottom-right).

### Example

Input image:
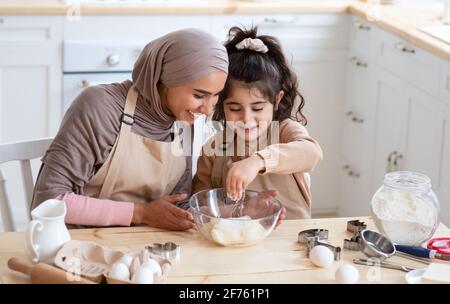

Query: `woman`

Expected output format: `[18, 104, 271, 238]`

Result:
[31, 28, 228, 231]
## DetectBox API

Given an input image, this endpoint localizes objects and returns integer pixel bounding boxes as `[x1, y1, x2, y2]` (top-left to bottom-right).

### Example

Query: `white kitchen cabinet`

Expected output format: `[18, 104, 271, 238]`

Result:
[341, 22, 447, 220]
[63, 15, 212, 41]
[291, 50, 347, 216]
[441, 60, 450, 105]
[370, 66, 444, 194]
[0, 16, 63, 231]
[373, 27, 441, 98]
[211, 14, 349, 50]
[349, 16, 372, 53]
[402, 85, 442, 183]
[0, 16, 62, 139]
[338, 53, 374, 216]
[338, 15, 375, 217]
[370, 67, 406, 194]
[436, 104, 450, 225]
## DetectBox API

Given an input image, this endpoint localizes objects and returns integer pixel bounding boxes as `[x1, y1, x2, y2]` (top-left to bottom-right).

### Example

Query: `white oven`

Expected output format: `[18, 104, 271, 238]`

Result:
[62, 40, 145, 114]
[63, 72, 131, 113]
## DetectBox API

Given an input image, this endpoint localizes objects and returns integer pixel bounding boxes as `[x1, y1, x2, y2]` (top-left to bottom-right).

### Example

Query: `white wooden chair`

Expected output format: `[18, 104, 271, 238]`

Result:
[0, 138, 53, 231]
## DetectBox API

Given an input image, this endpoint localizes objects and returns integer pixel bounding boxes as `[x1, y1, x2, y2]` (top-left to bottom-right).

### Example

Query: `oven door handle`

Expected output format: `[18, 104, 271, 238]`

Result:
[79, 80, 106, 88]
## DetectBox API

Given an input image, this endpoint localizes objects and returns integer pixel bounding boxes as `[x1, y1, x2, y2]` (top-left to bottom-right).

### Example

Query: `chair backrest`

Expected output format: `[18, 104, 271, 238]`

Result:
[0, 137, 53, 231]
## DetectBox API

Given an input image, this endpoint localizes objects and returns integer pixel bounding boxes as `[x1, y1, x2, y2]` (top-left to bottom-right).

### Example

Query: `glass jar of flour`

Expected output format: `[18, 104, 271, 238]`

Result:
[371, 171, 440, 246]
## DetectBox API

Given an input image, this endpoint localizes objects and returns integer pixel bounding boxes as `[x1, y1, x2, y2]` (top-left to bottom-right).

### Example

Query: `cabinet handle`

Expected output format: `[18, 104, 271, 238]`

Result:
[352, 116, 364, 124]
[387, 151, 397, 172]
[353, 21, 370, 31]
[342, 165, 360, 178]
[262, 17, 297, 25]
[392, 153, 403, 168]
[350, 56, 368, 68]
[395, 42, 415, 54]
[446, 76, 450, 92]
[0, 18, 4, 25]
[346, 110, 364, 123]
[348, 170, 360, 178]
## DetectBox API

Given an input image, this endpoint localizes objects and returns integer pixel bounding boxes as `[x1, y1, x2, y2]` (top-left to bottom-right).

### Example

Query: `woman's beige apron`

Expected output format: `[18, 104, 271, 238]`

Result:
[84, 86, 186, 203]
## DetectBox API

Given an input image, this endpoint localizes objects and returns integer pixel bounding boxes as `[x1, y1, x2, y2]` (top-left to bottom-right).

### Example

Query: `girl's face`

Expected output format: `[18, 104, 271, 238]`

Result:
[223, 83, 283, 142]
[159, 71, 227, 125]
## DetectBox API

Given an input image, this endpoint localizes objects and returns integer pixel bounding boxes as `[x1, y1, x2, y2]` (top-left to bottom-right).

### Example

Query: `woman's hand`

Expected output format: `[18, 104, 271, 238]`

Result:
[132, 193, 196, 231]
[226, 155, 265, 200]
[275, 206, 286, 229]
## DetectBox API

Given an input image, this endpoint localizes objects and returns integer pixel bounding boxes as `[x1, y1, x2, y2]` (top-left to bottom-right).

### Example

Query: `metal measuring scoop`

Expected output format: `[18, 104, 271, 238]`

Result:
[358, 229, 431, 264]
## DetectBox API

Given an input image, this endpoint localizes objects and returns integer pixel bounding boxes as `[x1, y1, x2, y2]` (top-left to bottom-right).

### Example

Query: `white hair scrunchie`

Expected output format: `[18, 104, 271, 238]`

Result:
[235, 38, 268, 53]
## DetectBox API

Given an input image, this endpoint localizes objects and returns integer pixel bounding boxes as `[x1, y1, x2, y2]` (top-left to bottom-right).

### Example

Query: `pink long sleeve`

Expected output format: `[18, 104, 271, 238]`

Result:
[56, 193, 134, 227]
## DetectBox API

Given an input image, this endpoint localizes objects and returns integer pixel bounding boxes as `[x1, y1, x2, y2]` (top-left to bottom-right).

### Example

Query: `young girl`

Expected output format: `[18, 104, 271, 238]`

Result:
[193, 26, 323, 219]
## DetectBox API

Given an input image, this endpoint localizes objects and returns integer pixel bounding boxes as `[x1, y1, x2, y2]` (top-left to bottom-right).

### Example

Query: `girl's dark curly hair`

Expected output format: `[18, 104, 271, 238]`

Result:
[213, 26, 307, 125]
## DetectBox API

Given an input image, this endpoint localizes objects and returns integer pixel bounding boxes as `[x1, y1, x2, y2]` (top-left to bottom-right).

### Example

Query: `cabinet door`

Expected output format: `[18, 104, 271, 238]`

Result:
[402, 85, 441, 183]
[370, 67, 406, 194]
[338, 52, 374, 217]
[0, 16, 62, 139]
[0, 16, 62, 230]
[343, 51, 372, 164]
[440, 60, 450, 106]
[436, 104, 450, 226]
[0, 52, 61, 141]
[338, 155, 372, 217]
[210, 14, 349, 49]
[292, 50, 347, 215]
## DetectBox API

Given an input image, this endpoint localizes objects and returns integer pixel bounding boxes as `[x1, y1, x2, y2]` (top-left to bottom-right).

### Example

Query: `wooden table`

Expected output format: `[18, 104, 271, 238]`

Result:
[1, 217, 449, 284]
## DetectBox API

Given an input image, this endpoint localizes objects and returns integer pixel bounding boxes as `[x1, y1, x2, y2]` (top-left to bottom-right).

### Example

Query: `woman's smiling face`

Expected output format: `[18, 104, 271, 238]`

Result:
[159, 71, 227, 125]
[224, 82, 282, 142]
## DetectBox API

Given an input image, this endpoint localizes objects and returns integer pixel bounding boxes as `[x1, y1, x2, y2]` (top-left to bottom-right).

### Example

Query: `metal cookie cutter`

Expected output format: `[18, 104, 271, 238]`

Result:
[298, 229, 341, 261]
[146, 242, 181, 264]
[343, 220, 367, 251]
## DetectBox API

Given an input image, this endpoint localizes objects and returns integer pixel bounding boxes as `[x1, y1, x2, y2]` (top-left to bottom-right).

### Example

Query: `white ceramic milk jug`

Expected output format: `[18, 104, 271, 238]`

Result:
[26, 199, 71, 264]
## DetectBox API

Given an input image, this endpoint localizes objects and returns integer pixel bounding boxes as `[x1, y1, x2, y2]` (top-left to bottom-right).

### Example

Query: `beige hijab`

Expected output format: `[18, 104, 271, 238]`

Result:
[132, 28, 229, 137]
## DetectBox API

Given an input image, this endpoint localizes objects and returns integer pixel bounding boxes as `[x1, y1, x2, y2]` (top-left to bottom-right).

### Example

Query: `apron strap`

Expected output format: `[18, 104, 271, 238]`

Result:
[98, 86, 138, 199]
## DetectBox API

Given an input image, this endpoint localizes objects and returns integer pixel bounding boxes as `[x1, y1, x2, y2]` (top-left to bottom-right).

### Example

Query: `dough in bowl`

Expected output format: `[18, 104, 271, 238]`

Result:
[210, 216, 266, 246]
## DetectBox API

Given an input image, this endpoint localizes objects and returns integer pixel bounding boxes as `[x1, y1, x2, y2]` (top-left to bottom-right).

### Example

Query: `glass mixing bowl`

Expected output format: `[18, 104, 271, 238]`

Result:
[189, 188, 282, 247]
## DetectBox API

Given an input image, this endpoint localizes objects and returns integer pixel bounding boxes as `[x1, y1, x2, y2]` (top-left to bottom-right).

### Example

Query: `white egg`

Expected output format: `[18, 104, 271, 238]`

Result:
[309, 245, 334, 268]
[335, 264, 359, 284]
[117, 254, 134, 268]
[142, 258, 162, 276]
[108, 262, 130, 281]
[132, 266, 154, 284]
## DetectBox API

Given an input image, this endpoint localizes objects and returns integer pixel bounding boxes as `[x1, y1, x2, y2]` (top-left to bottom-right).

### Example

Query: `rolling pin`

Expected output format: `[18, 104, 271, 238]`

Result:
[7, 257, 96, 284]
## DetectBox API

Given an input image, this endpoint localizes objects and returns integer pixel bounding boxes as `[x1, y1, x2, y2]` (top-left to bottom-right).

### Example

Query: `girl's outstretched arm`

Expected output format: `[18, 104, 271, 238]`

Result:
[256, 119, 323, 175]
